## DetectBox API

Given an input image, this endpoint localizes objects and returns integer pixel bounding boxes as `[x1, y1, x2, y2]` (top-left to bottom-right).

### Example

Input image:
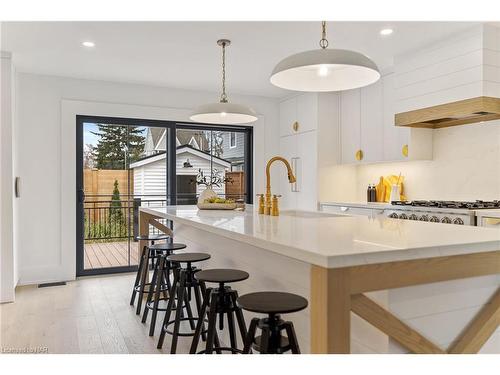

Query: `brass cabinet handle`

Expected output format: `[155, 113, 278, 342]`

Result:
[402, 144, 409, 157]
[292, 121, 299, 132]
[484, 217, 500, 225]
[355, 149, 364, 161]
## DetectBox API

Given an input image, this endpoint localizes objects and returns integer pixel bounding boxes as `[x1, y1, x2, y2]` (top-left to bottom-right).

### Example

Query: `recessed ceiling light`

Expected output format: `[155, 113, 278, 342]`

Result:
[82, 41, 95, 48]
[380, 28, 393, 36]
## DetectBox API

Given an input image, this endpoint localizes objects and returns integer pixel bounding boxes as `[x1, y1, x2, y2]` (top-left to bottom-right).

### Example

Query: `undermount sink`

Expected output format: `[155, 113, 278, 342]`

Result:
[279, 210, 341, 218]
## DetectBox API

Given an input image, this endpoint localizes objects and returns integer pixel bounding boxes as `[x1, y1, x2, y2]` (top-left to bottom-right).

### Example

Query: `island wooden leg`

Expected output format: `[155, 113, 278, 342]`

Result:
[310, 265, 351, 354]
[138, 211, 149, 283]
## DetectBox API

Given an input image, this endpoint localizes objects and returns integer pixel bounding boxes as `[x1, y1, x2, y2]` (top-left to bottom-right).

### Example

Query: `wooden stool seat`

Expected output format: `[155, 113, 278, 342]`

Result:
[167, 252, 211, 263]
[237, 292, 308, 314]
[149, 242, 187, 251]
[190, 269, 249, 354]
[195, 269, 249, 284]
[134, 233, 170, 241]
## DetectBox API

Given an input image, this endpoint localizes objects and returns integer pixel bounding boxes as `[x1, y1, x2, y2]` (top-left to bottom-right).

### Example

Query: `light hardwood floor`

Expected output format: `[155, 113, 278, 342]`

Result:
[0, 273, 194, 354]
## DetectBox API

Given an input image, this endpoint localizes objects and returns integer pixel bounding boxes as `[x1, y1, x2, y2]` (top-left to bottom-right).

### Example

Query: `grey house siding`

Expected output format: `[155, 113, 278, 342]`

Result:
[221, 132, 245, 160]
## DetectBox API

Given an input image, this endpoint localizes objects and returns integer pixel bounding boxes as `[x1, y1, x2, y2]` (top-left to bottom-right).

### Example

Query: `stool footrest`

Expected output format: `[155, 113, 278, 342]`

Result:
[163, 317, 209, 337]
[197, 347, 244, 354]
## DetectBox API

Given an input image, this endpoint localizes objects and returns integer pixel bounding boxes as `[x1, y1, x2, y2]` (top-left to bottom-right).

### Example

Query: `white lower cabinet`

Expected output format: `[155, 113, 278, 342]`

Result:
[278, 134, 298, 210]
[278, 131, 318, 211]
[296, 131, 318, 210]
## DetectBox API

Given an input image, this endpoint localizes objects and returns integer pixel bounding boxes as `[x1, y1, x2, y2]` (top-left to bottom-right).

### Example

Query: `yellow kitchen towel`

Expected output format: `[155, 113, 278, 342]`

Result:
[376, 175, 406, 202]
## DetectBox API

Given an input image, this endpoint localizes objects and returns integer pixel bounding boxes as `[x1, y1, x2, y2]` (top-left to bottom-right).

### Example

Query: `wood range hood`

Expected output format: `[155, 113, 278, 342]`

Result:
[395, 96, 500, 129]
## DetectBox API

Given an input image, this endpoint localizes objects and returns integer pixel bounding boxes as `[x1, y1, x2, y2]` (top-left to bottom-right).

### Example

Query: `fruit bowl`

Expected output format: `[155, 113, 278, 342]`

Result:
[197, 197, 237, 210]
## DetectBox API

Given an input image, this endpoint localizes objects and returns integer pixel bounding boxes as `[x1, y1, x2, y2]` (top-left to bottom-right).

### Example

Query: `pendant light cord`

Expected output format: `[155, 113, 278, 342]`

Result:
[319, 21, 329, 49]
[220, 41, 228, 103]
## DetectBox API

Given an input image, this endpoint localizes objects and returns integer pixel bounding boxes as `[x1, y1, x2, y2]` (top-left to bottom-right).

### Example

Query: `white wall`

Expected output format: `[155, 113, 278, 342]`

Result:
[0, 51, 17, 302]
[15, 72, 279, 285]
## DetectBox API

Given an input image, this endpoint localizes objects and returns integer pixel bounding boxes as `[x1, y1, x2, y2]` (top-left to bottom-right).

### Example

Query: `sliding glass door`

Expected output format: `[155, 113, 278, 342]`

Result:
[76, 116, 175, 276]
[76, 116, 252, 276]
[175, 124, 252, 205]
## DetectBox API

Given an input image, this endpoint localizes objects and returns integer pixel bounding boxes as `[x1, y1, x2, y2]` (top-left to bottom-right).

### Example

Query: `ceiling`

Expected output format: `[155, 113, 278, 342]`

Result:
[1, 21, 479, 98]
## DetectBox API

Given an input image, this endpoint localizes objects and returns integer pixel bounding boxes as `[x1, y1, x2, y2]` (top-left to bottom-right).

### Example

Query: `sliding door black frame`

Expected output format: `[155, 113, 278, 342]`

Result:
[76, 115, 253, 277]
[76, 115, 177, 276]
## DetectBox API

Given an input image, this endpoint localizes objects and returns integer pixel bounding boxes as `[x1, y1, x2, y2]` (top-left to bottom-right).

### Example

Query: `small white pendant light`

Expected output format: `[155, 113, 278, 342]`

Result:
[270, 22, 380, 92]
[190, 39, 257, 124]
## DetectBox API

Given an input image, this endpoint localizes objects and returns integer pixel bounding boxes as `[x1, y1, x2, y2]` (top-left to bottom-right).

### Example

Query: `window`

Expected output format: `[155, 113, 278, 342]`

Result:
[230, 132, 236, 148]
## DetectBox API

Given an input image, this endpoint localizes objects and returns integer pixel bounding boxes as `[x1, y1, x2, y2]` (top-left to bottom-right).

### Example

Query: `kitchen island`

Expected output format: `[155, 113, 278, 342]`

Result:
[139, 205, 500, 354]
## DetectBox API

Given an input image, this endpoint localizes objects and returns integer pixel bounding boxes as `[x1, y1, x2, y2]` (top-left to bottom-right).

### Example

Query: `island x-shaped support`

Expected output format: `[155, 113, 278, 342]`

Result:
[310, 251, 500, 354]
[138, 211, 174, 283]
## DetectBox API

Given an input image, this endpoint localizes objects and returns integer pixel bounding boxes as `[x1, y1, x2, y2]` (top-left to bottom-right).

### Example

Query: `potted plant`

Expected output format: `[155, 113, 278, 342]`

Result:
[194, 168, 233, 203]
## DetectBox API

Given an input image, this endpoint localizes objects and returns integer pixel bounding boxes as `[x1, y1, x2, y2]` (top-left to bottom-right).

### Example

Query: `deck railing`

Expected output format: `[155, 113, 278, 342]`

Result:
[84, 195, 167, 242]
[83, 192, 247, 243]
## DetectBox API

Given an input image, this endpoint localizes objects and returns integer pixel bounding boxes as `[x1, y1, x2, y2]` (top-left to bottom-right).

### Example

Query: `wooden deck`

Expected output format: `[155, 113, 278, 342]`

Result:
[84, 241, 139, 269]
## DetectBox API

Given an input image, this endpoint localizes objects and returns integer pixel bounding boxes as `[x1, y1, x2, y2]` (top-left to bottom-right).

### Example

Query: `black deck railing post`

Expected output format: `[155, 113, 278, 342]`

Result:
[133, 198, 141, 241]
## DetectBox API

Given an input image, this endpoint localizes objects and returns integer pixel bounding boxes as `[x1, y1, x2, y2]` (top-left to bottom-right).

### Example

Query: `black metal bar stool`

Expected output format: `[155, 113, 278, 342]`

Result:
[190, 269, 249, 354]
[129, 233, 170, 315]
[141, 242, 187, 336]
[157, 252, 211, 354]
[237, 291, 308, 354]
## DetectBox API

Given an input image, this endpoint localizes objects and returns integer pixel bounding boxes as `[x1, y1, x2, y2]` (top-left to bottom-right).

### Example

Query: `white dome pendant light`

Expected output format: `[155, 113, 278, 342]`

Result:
[190, 39, 257, 124]
[270, 21, 380, 92]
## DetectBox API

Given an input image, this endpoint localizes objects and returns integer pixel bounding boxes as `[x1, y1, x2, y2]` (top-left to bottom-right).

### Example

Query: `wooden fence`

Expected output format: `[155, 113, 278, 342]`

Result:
[84, 169, 133, 199]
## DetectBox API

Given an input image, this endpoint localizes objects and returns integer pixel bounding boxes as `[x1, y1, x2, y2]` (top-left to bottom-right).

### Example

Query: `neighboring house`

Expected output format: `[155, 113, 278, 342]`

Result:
[144, 128, 209, 155]
[143, 127, 244, 170]
[220, 132, 245, 171]
[130, 145, 231, 204]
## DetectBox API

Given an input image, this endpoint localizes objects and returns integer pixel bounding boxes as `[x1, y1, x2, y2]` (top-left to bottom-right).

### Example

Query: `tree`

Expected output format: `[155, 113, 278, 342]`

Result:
[91, 124, 145, 170]
[204, 130, 224, 158]
[109, 180, 124, 235]
[83, 143, 96, 169]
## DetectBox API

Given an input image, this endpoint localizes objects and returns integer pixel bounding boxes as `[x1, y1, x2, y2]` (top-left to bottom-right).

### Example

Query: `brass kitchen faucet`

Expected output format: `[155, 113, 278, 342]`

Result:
[257, 156, 296, 216]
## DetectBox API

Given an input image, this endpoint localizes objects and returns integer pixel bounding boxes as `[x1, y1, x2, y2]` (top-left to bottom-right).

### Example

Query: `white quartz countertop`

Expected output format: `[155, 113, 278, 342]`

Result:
[141, 205, 500, 268]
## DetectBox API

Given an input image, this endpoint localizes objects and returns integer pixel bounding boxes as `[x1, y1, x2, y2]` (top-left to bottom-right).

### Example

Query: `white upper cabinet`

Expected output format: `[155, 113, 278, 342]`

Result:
[279, 97, 297, 137]
[340, 74, 432, 164]
[279, 93, 318, 137]
[296, 93, 318, 134]
[340, 89, 361, 164]
[360, 80, 384, 163]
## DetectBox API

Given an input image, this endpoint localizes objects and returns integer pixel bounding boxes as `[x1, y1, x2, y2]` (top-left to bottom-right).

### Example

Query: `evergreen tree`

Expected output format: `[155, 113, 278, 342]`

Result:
[91, 124, 145, 170]
[109, 180, 124, 235]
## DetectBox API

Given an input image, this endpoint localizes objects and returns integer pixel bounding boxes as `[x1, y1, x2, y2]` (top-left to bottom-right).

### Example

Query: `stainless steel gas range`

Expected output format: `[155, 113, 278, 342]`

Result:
[385, 200, 500, 226]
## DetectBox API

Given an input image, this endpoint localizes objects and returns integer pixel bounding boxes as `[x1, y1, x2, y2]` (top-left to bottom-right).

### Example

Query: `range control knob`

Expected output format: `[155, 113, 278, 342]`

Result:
[408, 214, 418, 220]
[441, 217, 452, 224]
[399, 213, 408, 220]
[388, 213, 398, 218]
[430, 216, 440, 223]
[419, 215, 429, 221]
[453, 218, 464, 225]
